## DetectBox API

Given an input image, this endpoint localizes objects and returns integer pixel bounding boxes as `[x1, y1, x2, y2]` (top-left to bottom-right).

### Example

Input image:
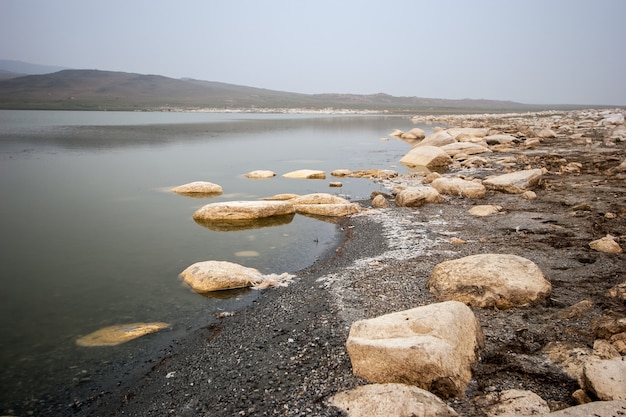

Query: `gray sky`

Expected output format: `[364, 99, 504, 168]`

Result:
[1, 0, 625, 105]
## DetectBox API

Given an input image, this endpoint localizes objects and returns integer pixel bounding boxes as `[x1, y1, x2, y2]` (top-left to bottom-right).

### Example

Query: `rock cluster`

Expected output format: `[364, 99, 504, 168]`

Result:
[332, 108, 625, 416]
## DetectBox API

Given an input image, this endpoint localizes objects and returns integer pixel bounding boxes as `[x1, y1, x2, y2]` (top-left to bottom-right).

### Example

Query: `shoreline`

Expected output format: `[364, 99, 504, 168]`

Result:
[23, 108, 626, 416]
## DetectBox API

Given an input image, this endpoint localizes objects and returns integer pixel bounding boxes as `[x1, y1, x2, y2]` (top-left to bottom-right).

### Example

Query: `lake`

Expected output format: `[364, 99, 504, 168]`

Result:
[0, 110, 429, 413]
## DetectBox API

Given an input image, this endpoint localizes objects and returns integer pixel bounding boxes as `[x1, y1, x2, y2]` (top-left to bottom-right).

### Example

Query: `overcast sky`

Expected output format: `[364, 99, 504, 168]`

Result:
[1, 0, 625, 105]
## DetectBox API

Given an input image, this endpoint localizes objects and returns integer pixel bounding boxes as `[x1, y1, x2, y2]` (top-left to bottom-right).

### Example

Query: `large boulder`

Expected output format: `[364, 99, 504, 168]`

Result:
[171, 181, 223, 196]
[192, 200, 295, 221]
[417, 130, 455, 147]
[179, 260, 264, 292]
[330, 383, 459, 417]
[395, 186, 444, 207]
[345, 301, 484, 398]
[76, 322, 170, 347]
[399, 145, 453, 168]
[282, 169, 326, 179]
[483, 169, 543, 194]
[431, 177, 486, 199]
[582, 357, 626, 400]
[428, 254, 551, 309]
[440, 142, 492, 157]
[401, 127, 427, 141]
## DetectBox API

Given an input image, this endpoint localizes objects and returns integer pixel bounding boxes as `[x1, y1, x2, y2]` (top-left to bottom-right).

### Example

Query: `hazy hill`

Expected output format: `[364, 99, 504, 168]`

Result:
[0, 59, 68, 77]
[0, 68, 565, 113]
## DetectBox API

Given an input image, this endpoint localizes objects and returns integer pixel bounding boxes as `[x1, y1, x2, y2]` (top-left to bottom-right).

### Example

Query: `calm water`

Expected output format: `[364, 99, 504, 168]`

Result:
[0, 110, 427, 412]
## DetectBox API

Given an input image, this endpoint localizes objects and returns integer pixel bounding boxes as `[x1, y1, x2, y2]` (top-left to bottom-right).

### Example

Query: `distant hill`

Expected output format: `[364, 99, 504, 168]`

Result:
[0, 59, 69, 77]
[0, 68, 580, 113]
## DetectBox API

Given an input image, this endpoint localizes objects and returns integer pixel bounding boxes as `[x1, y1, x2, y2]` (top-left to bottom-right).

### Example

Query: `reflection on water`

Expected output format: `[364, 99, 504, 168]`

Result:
[0, 110, 430, 413]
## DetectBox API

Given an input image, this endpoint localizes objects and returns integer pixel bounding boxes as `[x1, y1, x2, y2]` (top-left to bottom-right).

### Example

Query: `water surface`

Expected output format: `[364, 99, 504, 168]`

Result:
[0, 110, 427, 412]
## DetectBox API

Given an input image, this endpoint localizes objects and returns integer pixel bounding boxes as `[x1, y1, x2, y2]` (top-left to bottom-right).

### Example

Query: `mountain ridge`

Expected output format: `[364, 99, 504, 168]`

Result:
[0, 67, 596, 113]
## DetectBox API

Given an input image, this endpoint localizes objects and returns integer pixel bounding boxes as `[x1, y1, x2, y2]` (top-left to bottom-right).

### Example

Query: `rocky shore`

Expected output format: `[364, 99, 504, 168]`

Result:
[38, 109, 625, 416]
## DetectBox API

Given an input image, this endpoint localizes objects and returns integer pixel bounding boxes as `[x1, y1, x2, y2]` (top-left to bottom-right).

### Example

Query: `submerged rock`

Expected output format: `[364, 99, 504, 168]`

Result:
[171, 181, 223, 196]
[244, 170, 276, 179]
[76, 322, 170, 347]
[345, 301, 484, 398]
[282, 169, 326, 179]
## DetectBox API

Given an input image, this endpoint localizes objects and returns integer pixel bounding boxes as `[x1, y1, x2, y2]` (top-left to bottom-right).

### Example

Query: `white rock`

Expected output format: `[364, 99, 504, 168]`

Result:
[589, 234, 623, 253]
[468, 205, 502, 216]
[345, 301, 484, 398]
[289, 193, 350, 205]
[480, 389, 550, 417]
[244, 170, 276, 179]
[519, 401, 626, 417]
[371, 194, 390, 208]
[399, 145, 453, 168]
[282, 169, 326, 179]
[431, 177, 486, 199]
[536, 128, 557, 138]
[483, 169, 543, 194]
[582, 357, 626, 400]
[171, 181, 223, 195]
[179, 260, 264, 292]
[395, 186, 443, 207]
[330, 383, 459, 417]
[331, 169, 352, 177]
[262, 193, 300, 201]
[441, 142, 492, 157]
[446, 127, 489, 139]
[192, 200, 295, 221]
[295, 203, 360, 217]
[602, 113, 625, 125]
[428, 254, 551, 309]
[401, 127, 426, 141]
[484, 134, 518, 145]
[417, 130, 455, 147]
